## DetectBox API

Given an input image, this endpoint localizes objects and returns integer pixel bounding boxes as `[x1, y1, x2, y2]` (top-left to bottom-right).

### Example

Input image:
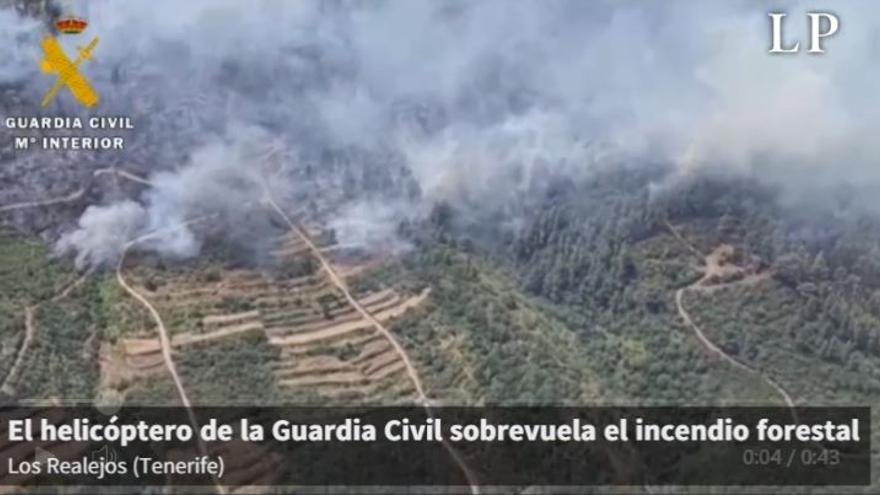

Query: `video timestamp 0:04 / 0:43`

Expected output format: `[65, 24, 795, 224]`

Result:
[742, 448, 840, 467]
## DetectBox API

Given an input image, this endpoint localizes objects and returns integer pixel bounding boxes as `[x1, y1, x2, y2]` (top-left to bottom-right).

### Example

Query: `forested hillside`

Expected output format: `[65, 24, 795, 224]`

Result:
[368, 167, 880, 409]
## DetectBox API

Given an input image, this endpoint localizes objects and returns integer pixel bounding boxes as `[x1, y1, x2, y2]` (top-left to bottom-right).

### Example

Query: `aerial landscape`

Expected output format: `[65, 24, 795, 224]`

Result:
[1, 0, 879, 492]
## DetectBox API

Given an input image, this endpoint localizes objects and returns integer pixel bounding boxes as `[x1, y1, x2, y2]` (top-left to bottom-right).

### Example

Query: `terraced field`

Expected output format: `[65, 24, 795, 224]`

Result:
[111, 227, 429, 406]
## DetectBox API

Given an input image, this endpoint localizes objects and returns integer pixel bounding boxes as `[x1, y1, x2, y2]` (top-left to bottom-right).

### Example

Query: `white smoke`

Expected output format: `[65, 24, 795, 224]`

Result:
[399, 110, 595, 205]
[328, 200, 413, 255]
[54, 128, 268, 268]
[0, 10, 41, 85]
[2, 0, 877, 266]
[55, 200, 146, 269]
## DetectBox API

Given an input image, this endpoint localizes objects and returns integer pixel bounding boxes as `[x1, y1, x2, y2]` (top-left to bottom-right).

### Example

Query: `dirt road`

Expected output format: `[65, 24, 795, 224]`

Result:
[665, 221, 796, 410]
[117, 228, 224, 494]
[0, 167, 151, 215]
[93, 167, 153, 186]
[114, 217, 218, 406]
[0, 188, 85, 213]
[0, 166, 147, 395]
[1, 273, 90, 396]
[675, 285, 795, 409]
[1, 307, 35, 395]
[263, 185, 480, 493]
[116, 249, 193, 409]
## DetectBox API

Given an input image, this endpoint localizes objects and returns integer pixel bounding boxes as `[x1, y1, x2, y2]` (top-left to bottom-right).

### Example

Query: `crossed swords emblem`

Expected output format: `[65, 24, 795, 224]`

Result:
[39, 36, 100, 108]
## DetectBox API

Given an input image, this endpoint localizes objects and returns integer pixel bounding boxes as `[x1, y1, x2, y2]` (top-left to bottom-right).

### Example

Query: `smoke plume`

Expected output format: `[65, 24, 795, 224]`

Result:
[0, 10, 42, 85]
[55, 130, 267, 268]
[2, 0, 879, 266]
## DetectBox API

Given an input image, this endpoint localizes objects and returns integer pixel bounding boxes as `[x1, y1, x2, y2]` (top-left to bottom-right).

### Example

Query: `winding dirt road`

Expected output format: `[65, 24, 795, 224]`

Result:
[263, 184, 481, 493]
[0, 167, 151, 396]
[0, 167, 152, 215]
[1, 273, 91, 396]
[116, 249, 192, 409]
[117, 228, 224, 494]
[115, 216, 216, 412]
[675, 284, 796, 409]
[93, 167, 154, 186]
[1, 163, 464, 491]
[665, 220, 796, 411]
[1, 307, 35, 395]
[0, 188, 86, 213]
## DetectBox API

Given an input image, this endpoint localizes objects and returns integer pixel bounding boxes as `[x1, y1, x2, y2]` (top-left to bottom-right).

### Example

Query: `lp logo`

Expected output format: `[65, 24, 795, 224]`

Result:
[769, 12, 840, 54]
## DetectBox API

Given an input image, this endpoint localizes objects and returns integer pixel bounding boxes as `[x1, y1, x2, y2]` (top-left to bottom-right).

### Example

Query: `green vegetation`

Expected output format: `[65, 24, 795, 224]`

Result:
[97, 276, 154, 342]
[0, 230, 67, 303]
[367, 238, 781, 406]
[220, 295, 255, 313]
[122, 374, 182, 406]
[4, 166, 880, 415]
[371, 168, 880, 410]
[14, 288, 100, 400]
[689, 282, 880, 404]
[306, 341, 359, 362]
[364, 248, 602, 405]
[0, 230, 100, 402]
[176, 332, 281, 405]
